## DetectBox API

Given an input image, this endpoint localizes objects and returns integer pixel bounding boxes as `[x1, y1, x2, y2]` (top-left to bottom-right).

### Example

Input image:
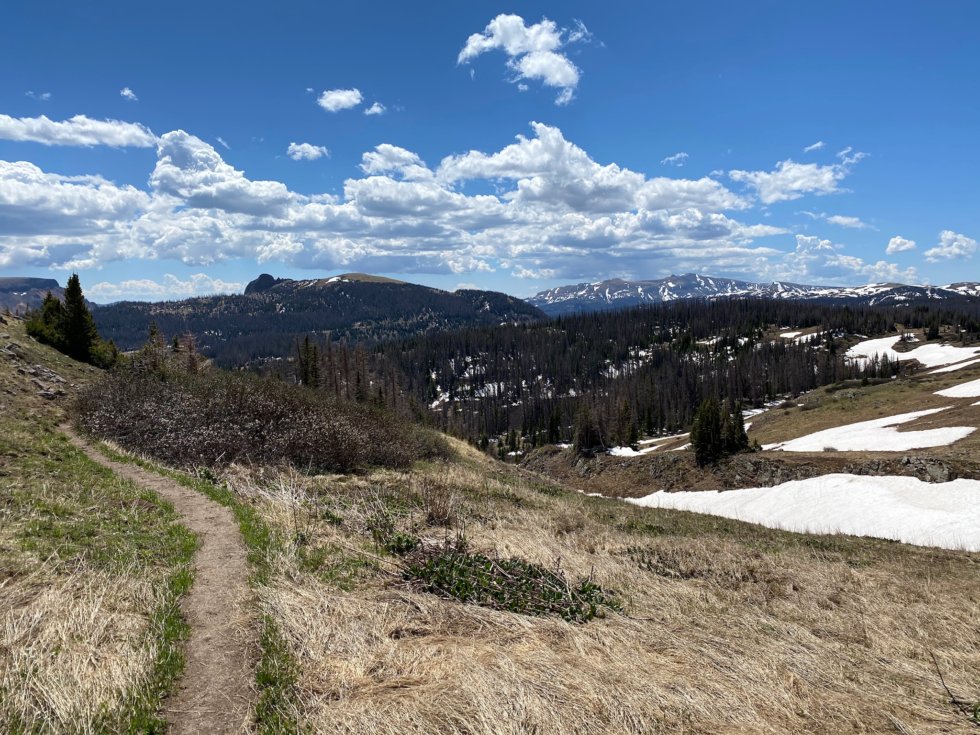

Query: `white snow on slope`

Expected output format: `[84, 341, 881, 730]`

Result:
[929, 358, 980, 374]
[779, 331, 801, 339]
[609, 445, 660, 457]
[627, 474, 980, 551]
[935, 377, 980, 398]
[846, 336, 980, 368]
[763, 407, 974, 452]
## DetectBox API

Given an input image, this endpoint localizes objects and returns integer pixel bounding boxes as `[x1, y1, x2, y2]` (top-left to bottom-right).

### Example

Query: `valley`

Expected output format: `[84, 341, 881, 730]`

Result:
[3, 281, 980, 733]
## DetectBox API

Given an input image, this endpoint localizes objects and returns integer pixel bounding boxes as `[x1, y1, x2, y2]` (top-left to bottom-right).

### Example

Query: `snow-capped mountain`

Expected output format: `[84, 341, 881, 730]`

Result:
[528, 273, 980, 315]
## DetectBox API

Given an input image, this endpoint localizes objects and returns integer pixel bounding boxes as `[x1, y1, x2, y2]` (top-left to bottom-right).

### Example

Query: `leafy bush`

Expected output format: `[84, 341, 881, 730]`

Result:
[75, 365, 450, 473]
[402, 538, 620, 624]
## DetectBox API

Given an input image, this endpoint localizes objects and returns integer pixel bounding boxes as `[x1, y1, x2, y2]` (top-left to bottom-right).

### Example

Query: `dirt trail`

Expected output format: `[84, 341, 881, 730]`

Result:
[62, 426, 253, 734]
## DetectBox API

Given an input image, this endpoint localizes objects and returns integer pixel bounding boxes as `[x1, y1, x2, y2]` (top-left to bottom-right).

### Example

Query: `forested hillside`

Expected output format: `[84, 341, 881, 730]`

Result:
[294, 298, 980, 452]
[91, 273, 544, 365]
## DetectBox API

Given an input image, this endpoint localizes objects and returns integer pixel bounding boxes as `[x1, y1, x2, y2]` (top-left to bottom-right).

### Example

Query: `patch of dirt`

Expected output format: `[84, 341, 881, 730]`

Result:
[62, 426, 254, 734]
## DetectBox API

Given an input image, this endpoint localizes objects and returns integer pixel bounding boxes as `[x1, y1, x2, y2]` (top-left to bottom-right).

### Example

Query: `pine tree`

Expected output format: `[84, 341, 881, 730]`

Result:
[62, 274, 99, 363]
[691, 397, 722, 466]
[26, 293, 67, 351]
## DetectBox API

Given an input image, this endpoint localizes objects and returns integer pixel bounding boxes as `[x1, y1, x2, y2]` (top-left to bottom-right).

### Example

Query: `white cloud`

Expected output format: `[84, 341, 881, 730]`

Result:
[120, 87, 138, 102]
[25, 91, 51, 101]
[150, 130, 296, 215]
[360, 143, 430, 179]
[729, 151, 865, 204]
[87, 273, 244, 301]
[0, 120, 796, 282]
[364, 101, 386, 116]
[317, 88, 363, 112]
[803, 141, 825, 152]
[438, 122, 746, 214]
[924, 230, 977, 262]
[825, 214, 871, 229]
[660, 152, 688, 167]
[767, 234, 916, 284]
[837, 146, 867, 166]
[287, 142, 329, 161]
[0, 114, 157, 148]
[457, 14, 589, 105]
[216, 136, 230, 150]
[799, 211, 872, 230]
[886, 236, 916, 254]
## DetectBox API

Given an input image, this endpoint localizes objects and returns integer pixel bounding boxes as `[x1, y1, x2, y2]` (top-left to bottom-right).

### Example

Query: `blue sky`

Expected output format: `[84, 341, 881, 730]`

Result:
[1, 1, 978, 300]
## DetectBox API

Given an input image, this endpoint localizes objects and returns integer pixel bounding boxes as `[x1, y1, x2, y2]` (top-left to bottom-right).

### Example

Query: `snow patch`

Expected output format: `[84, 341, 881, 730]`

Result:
[846, 336, 980, 369]
[764, 407, 974, 452]
[929, 358, 980, 374]
[935, 377, 980, 398]
[626, 474, 980, 551]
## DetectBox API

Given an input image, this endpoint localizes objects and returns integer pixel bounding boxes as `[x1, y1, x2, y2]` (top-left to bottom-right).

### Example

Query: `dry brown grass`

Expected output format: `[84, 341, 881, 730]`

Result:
[0, 317, 194, 733]
[216, 444, 980, 734]
[0, 566, 164, 733]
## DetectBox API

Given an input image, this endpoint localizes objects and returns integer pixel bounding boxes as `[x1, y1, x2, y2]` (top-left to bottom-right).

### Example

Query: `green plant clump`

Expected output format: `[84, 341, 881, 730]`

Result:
[403, 539, 620, 624]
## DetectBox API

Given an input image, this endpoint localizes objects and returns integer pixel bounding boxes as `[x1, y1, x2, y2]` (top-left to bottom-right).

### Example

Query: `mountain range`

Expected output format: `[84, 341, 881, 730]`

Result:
[527, 273, 980, 315]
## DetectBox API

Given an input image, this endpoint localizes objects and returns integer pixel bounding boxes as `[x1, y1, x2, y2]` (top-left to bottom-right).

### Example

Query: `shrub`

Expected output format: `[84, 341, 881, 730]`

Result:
[75, 365, 450, 473]
[402, 537, 620, 624]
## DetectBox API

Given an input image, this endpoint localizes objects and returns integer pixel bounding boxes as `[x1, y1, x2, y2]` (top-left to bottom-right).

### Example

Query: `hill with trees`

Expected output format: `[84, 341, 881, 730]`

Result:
[91, 273, 545, 366]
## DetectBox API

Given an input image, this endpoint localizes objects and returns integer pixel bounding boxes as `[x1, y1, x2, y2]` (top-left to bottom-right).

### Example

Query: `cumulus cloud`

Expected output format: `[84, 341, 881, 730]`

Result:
[87, 273, 244, 301]
[0, 120, 792, 282]
[660, 152, 688, 167]
[729, 150, 865, 204]
[438, 122, 747, 214]
[364, 101, 386, 116]
[457, 14, 590, 105]
[0, 114, 157, 148]
[886, 235, 916, 254]
[150, 130, 296, 215]
[120, 87, 138, 102]
[767, 234, 916, 284]
[803, 141, 825, 152]
[317, 88, 363, 112]
[287, 142, 329, 161]
[924, 230, 977, 262]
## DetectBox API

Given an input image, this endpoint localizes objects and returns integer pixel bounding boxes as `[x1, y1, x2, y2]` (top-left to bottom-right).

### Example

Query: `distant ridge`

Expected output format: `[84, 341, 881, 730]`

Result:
[0, 277, 64, 313]
[93, 273, 544, 366]
[528, 273, 980, 315]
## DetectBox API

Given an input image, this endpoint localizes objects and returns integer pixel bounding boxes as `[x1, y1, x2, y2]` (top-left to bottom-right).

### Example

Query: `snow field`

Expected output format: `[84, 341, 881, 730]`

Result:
[935, 377, 980, 398]
[627, 473, 980, 551]
[846, 336, 980, 369]
[929, 358, 980, 374]
[763, 407, 973, 452]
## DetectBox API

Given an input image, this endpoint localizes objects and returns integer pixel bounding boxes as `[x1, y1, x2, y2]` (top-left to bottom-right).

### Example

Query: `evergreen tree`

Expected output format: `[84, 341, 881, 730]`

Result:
[62, 274, 99, 363]
[26, 276, 114, 368]
[26, 293, 67, 351]
[691, 397, 722, 466]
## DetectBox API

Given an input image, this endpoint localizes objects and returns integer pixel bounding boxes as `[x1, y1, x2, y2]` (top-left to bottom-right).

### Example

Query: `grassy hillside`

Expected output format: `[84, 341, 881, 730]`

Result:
[77, 359, 980, 733]
[0, 315, 195, 733]
[174, 443, 979, 734]
[6, 310, 979, 733]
